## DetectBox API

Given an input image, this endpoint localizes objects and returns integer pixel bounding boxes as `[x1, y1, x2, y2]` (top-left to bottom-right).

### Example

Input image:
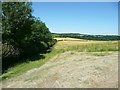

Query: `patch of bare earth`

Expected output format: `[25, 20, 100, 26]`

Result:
[2, 51, 118, 88]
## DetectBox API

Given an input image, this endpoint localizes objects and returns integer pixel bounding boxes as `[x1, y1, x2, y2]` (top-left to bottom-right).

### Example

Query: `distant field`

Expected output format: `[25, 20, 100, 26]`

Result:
[53, 33, 119, 41]
[54, 38, 118, 52]
[54, 37, 85, 41]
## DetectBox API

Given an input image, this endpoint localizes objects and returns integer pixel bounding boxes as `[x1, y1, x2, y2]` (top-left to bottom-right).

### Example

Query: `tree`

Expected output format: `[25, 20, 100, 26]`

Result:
[2, 2, 34, 48]
[2, 2, 57, 72]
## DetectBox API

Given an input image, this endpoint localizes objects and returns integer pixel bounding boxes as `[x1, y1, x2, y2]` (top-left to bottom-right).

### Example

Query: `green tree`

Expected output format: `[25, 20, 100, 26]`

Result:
[2, 2, 34, 48]
[2, 2, 57, 72]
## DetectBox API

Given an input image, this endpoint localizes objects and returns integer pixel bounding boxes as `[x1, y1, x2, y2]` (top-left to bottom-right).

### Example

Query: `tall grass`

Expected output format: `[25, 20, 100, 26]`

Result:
[54, 40, 118, 52]
[68, 42, 118, 52]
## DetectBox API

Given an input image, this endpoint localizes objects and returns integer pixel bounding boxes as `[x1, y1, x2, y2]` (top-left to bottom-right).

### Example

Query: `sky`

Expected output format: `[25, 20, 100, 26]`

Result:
[32, 2, 118, 35]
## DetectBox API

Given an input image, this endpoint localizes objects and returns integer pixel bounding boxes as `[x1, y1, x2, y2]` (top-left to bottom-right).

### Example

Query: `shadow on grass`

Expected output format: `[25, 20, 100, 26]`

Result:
[2, 45, 54, 74]
[2, 53, 46, 74]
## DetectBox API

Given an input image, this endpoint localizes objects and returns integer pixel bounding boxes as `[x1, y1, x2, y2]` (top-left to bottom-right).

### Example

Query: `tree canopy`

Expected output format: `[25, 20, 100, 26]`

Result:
[2, 2, 57, 72]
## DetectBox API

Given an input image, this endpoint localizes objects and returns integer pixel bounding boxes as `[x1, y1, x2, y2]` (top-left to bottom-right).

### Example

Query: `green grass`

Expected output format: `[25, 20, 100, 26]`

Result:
[1, 40, 118, 80]
[87, 52, 111, 56]
[1, 49, 63, 80]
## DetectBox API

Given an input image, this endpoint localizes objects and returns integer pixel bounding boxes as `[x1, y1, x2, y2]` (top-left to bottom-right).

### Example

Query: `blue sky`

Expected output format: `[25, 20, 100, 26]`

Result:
[32, 2, 118, 35]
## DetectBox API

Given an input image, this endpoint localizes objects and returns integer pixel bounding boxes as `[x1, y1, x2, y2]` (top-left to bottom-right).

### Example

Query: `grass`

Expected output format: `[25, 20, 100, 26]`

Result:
[1, 49, 63, 80]
[95, 66, 103, 70]
[54, 37, 84, 41]
[1, 38, 118, 80]
[87, 52, 111, 56]
[54, 39, 118, 52]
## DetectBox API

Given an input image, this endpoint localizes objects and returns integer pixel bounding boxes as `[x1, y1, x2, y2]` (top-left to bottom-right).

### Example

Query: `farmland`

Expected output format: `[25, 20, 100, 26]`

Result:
[1, 38, 118, 88]
[54, 38, 118, 52]
[1, 2, 118, 88]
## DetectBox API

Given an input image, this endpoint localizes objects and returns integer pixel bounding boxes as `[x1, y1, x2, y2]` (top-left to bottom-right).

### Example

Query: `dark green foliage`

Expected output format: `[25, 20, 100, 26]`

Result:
[2, 2, 57, 73]
[20, 18, 56, 56]
[2, 2, 34, 58]
[2, 2, 34, 45]
[52, 33, 119, 41]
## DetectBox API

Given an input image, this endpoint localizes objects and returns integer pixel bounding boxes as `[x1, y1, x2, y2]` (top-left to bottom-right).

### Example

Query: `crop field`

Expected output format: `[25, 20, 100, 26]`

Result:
[2, 38, 118, 88]
[54, 38, 118, 52]
[54, 37, 84, 41]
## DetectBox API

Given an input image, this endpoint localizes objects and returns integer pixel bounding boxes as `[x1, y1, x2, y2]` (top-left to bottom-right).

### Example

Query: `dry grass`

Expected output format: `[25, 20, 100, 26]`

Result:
[54, 37, 85, 41]
[2, 51, 118, 88]
[53, 38, 118, 52]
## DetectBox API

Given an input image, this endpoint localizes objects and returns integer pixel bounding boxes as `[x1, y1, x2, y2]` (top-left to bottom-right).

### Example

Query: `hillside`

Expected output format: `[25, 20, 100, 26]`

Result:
[52, 33, 119, 41]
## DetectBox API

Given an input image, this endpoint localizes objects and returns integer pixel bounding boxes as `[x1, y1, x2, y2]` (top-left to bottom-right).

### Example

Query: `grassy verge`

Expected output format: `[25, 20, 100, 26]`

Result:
[1, 40, 118, 80]
[1, 48, 64, 80]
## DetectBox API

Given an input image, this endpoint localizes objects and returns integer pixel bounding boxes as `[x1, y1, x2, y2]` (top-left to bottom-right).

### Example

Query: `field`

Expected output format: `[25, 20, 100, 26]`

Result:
[54, 38, 118, 52]
[54, 37, 84, 41]
[1, 38, 118, 88]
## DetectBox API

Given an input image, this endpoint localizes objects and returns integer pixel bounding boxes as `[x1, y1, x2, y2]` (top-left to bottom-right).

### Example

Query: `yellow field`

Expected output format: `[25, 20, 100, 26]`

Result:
[54, 37, 85, 41]
[54, 38, 118, 52]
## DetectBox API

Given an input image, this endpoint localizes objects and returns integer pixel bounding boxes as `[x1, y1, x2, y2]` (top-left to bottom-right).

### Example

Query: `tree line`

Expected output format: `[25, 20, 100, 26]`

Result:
[2, 2, 57, 73]
[53, 33, 119, 41]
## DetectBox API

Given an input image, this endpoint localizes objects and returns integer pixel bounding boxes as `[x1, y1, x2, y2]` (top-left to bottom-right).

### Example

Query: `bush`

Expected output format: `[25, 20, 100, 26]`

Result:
[47, 39, 57, 47]
[2, 44, 19, 59]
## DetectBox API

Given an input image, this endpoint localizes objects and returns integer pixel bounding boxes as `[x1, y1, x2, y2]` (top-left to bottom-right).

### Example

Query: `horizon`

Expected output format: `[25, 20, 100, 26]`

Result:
[32, 2, 118, 35]
[51, 32, 118, 36]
